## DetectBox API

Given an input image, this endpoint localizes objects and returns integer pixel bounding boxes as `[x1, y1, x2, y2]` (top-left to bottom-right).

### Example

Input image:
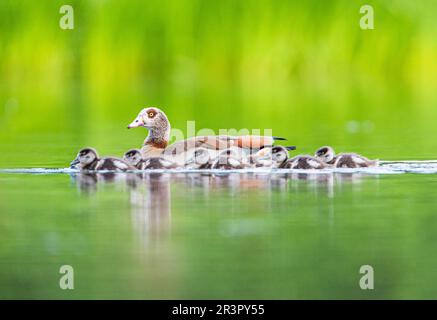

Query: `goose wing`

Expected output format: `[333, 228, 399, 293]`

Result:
[163, 135, 283, 155]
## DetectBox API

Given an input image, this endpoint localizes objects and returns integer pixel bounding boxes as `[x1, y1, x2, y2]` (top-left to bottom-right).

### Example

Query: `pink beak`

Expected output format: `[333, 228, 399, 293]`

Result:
[127, 117, 144, 129]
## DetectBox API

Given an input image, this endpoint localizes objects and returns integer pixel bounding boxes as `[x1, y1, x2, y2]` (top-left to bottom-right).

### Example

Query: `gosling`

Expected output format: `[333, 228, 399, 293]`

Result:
[211, 149, 245, 170]
[70, 148, 136, 171]
[123, 149, 146, 169]
[249, 146, 295, 168]
[185, 148, 213, 169]
[281, 155, 326, 169]
[315, 146, 378, 168]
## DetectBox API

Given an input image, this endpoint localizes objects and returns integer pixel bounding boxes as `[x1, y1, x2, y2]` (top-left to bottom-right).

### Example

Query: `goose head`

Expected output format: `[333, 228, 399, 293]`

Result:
[315, 146, 335, 163]
[127, 107, 171, 146]
[127, 107, 170, 130]
[70, 148, 99, 169]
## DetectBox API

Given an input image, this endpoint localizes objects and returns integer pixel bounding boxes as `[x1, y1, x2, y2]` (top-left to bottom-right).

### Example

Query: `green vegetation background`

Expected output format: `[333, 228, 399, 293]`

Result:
[0, 0, 436, 167]
[2, 1, 437, 300]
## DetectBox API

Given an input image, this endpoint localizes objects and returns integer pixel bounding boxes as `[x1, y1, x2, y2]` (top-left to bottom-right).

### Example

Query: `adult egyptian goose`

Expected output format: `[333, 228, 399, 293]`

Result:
[127, 107, 287, 163]
[71, 148, 136, 171]
[315, 146, 378, 168]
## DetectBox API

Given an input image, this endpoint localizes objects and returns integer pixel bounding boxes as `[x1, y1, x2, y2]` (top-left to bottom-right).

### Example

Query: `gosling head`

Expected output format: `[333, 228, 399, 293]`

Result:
[123, 149, 143, 168]
[70, 148, 99, 169]
[271, 146, 290, 165]
[256, 146, 291, 167]
[315, 146, 336, 163]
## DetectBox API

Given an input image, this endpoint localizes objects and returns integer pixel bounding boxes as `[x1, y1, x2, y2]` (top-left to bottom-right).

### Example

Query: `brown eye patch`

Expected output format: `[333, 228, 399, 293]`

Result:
[147, 109, 157, 118]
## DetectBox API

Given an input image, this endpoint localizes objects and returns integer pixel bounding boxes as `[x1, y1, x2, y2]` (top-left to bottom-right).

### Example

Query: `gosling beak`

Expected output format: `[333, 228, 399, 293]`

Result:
[70, 157, 80, 168]
[127, 117, 144, 129]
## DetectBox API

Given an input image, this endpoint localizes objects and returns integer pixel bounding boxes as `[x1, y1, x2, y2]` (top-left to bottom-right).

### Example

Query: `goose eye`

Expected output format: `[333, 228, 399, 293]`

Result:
[148, 112, 154, 118]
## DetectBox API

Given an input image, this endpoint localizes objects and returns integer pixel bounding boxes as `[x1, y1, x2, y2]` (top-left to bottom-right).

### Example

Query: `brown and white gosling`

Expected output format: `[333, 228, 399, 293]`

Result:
[142, 157, 179, 170]
[248, 146, 296, 168]
[124, 149, 148, 170]
[184, 148, 213, 169]
[280, 155, 326, 169]
[124, 148, 178, 170]
[315, 146, 378, 168]
[211, 149, 245, 170]
[71, 148, 136, 171]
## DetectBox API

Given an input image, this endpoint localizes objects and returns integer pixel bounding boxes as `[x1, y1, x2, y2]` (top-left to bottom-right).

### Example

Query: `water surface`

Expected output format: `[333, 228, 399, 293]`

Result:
[1, 167, 437, 299]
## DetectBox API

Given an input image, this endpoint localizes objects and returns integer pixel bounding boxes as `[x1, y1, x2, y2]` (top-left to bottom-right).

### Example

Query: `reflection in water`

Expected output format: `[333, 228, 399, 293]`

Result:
[71, 172, 171, 248]
[70, 171, 376, 247]
[130, 173, 172, 247]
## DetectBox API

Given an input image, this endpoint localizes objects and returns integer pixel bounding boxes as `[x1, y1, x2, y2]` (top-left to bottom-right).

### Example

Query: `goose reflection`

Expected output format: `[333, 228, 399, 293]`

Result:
[128, 173, 172, 247]
[70, 172, 142, 194]
[70, 172, 171, 248]
[70, 171, 376, 248]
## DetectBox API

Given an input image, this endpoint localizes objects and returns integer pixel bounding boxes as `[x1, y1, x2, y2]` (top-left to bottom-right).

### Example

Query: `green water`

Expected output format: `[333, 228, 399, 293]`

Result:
[1, 0, 437, 299]
[0, 170, 437, 299]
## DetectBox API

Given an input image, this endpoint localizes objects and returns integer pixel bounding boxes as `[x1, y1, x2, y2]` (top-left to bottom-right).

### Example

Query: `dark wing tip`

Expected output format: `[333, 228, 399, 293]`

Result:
[286, 146, 297, 151]
[273, 136, 287, 141]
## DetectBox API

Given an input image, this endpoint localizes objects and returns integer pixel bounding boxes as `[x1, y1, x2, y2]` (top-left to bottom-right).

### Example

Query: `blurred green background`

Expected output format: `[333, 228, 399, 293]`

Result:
[0, 0, 436, 167]
[1, 0, 437, 300]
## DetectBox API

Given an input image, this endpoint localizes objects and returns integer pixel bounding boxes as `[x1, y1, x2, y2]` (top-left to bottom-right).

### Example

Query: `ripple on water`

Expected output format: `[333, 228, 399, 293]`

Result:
[2, 161, 437, 175]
